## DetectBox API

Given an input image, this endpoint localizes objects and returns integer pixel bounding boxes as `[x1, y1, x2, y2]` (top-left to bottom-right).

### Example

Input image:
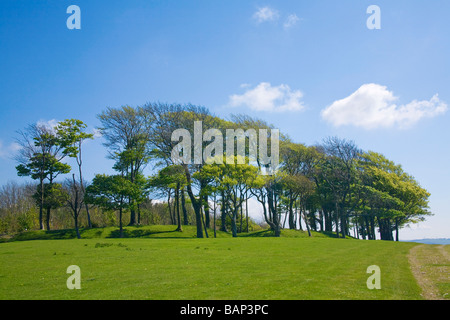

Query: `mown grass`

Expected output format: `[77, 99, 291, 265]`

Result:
[0, 227, 422, 300]
[409, 244, 449, 300]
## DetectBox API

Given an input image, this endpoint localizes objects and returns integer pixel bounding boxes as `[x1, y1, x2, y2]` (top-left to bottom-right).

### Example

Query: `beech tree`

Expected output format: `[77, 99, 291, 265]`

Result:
[85, 174, 139, 238]
[356, 151, 431, 241]
[148, 165, 186, 232]
[97, 106, 151, 226]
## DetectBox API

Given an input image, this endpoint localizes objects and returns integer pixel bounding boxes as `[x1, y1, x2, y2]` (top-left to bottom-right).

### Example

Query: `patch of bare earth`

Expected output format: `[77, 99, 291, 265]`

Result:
[408, 244, 450, 300]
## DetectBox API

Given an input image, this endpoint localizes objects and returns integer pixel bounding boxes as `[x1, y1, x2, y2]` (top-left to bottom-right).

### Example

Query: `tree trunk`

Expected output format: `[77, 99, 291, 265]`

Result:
[245, 194, 249, 233]
[181, 187, 188, 225]
[203, 195, 210, 229]
[239, 201, 243, 233]
[220, 191, 227, 232]
[324, 209, 332, 232]
[340, 214, 347, 238]
[175, 183, 182, 232]
[129, 208, 137, 226]
[201, 206, 209, 238]
[334, 202, 340, 238]
[46, 207, 51, 231]
[119, 207, 123, 238]
[137, 203, 141, 225]
[288, 196, 295, 229]
[167, 190, 174, 225]
[85, 203, 92, 228]
[303, 209, 312, 237]
[231, 210, 238, 237]
[395, 218, 399, 242]
[39, 205, 44, 230]
[318, 210, 324, 232]
[39, 177, 44, 230]
[183, 165, 203, 238]
[74, 215, 81, 239]
[78, 162, 92, 228]
[213, 194, 217, 238]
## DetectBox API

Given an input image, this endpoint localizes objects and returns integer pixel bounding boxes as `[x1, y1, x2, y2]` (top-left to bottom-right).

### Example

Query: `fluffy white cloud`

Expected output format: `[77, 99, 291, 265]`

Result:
[283, 14, 300, 29]
[0, 140, 21, 159]
[228, 82, 305, 112]
[36, 119, 60, 133]
[253, 7, 279, 23]
[321, 84, 447, 129]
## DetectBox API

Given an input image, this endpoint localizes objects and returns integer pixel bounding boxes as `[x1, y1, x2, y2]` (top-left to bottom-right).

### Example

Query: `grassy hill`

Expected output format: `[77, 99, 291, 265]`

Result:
[0, 225, 425, 300]
[1, 225, 346, 242]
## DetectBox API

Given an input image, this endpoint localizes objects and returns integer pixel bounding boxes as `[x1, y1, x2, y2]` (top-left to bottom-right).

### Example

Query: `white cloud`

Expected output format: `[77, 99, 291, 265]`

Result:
[37, 119, 59, 134]
[283, 14, 300, 29]
[228, 82, 305, 112]
[253, 7, 279, 23]
[321, 84, 447, 129]
[92, 128, 102, 139]
[0, 140, 21, 159]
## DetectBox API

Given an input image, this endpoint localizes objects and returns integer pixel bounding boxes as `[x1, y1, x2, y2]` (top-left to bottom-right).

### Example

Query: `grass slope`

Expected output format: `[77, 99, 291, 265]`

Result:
[0, 227, 423, 300]
[1, 225, 343, 242]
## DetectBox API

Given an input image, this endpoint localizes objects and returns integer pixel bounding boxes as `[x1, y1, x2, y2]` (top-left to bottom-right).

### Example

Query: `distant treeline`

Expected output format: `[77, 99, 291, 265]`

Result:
[0, 181, 262, 235]
[3, 103, 431, 240]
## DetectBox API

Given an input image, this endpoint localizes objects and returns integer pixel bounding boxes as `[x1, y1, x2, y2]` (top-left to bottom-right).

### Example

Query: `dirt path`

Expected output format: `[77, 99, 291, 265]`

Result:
[408, 244, 449, 300]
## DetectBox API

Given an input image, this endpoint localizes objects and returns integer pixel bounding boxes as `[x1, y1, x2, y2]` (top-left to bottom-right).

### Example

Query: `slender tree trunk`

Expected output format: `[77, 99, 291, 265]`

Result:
[355, 219, 359, 239]
[201, 206, 209, 238]
[245, 192, 249, 233]
[167, 189, 174, 225]
[175, 183, 182, 232]
[46, 207, 51, 231]
[74, 215, 81, 239]
[181, 187, 188, 225]
[283, 211, 288, 229]
[183, 165, 203, 238]
[334, 202, 340, 238]
[239, 201, 243, 233]
[213, 194, 217, 238]
[220, 191, 227, 232]
[231, 210, 238, 238]
[340, 214, 347, 238]
[288, 196, 295, 229]
[395, 218, 399, 242]
[39, 177, 44, 230]
[137, 203, 141, 225]
[193, 200, 204, 238]
[39, 204, 44, 230]
[318, 210, 324, 231]
[204, 195, 210, 229]
[370, 216, 376, 240]
[78, 158, 92, 228]
[119, 207, 123, 238]
[303, 209, 312, 237]
[297, 201, 303, 231]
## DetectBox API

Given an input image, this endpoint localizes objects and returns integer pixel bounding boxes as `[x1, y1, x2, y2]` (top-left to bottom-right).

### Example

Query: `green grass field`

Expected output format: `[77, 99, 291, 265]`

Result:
[0, 225, 424, 300]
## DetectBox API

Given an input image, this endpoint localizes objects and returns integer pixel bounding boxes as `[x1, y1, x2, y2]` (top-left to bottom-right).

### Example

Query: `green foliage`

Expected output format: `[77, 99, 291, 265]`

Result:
[10, 106, 433, 241]
[55, 119, 94, 159]
[85, 174, 138, 212]
[32, 183, 68, 210]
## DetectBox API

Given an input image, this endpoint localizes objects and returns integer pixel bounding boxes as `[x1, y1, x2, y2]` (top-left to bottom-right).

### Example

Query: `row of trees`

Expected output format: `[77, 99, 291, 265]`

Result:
[12, 103, 432, 240]
[0, 180, 204, 235]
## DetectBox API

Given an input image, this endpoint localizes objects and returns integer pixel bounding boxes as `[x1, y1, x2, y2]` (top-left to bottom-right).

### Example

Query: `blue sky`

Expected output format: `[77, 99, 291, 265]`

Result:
[0, 0, 449, 239]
